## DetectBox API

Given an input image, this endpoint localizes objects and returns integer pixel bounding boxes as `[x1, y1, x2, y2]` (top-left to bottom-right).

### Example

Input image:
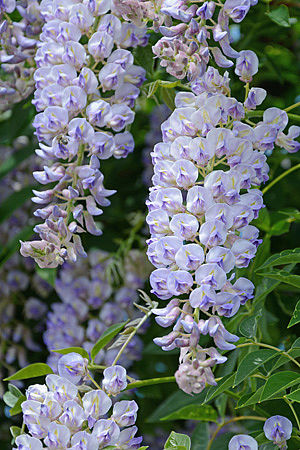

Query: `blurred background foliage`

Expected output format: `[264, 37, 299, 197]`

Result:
[0, 0, 300, 448]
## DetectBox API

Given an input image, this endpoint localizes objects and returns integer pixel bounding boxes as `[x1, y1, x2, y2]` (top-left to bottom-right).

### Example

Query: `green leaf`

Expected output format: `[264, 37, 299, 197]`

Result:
[234, 349, 278, 387]
[160, 86, 176, 110]
[285, 388, 300, 403]
[256, 270, 300, 289]
[252, 207, 270, 232]
[288, 300, 300, 328]
[10, 426, 22, 439]
[4, 363, 54, 381]
[236, 386, 284, 409]
[35, 266, 57, 287]
[8, 384, 23, 398]
[260, 371, 300, 402]
[0, 185, 35, 225]
[270, 340, 300, 372]
[253, 264, 295, 307]
[165, 432, 191, 450]
[256, 249, 300, 271]
[191, 423, 209, 450]
[259, 444, 278, 450]
[147, 389, 207, 423]
[0, 225, 33, 266]
[266, 5, 291, 28]
[239, 310, 262, 338]
[3, 392, 19, 408]
[52, 347, 90, 360]
[161, 404, 218, 422]
[0, 146, 33, 180]
[203, 373, 236, 404]
[269, 220, 291, 236]
[133, 45, 154, 78]
[146, 80, 181, 98]
[279, 208, 300, 222]
[9, 396, 26, 416]
[91, 322, 126, 362]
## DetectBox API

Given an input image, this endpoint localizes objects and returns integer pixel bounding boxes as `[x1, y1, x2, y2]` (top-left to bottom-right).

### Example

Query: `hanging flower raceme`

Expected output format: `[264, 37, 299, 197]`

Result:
[20, 0, 148, 268]
[14, 357, 143, 449]
[44, 249, 150, 371]
[113, 0, 258, 84]
[0, 0, 43, 109]
[145, 69, 300, 394]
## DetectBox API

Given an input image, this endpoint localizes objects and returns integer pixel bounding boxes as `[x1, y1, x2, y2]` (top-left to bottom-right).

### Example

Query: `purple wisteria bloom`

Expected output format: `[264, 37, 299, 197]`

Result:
[44, 249, 150, 372]
[145, 68, 299, 394]
[264, 415, 293, 449]
[228, 434, 258, 450]
[20, 0, 148, 268]
[17, 365, 143, 448]
[115, 0, 257, 83]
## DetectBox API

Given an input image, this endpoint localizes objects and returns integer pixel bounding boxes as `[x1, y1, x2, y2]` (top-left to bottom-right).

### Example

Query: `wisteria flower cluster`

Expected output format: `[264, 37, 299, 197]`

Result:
[0, 0, 43, 108]
[16, 355, 142, 449]
[20, 0, 148, 268]
[146, 74, 300, 394]
[114, 0, 258, 83]
[45, 248, 150, 371]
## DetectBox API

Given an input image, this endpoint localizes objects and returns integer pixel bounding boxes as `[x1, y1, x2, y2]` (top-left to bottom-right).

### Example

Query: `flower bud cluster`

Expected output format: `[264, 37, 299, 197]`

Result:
[44, 249, 150, 371]
[20, 0, 148, 268]
[146, 76, 300, 394]
[0, 0, 43, 108]
[115, 0, 258, 83]
[16, 361, 142, 449]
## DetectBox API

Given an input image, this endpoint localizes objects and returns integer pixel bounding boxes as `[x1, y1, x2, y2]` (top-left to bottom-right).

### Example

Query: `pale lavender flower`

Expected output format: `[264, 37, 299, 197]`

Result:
[264, 415, 293, 449]
[235, 50, 259, 83]
[57, 352, 89, 385]
[228, 434, 258, 450]
[102, 365, 128, 396]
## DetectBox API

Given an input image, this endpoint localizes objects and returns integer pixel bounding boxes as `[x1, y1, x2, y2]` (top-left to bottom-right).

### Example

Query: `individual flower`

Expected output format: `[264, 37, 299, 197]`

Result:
[228, 434, 258, 450]
[57, 352, 89, 385]
[102, 365, 128, 396]
[263, 415, 293, 449]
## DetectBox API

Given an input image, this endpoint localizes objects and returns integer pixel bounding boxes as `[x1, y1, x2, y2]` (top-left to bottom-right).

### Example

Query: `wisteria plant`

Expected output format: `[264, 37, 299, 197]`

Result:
[0, 0, 300, 449]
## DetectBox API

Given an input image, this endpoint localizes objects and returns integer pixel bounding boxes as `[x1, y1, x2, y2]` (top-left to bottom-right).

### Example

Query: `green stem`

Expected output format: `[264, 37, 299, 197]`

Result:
[207, 416, 266, 450]
[284, 397, 300, 431]
[86, 372, 101, 390]
[244, 82, 250, 103]
[247, 110, 300, 124]
[285, 101, 300, 113]
[111, 308, 153, 366]
[236, 341, 300, 369]
[88, 364, 106, 371]
[262, 163, 300, 195]
[125, 376, 176, 390]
